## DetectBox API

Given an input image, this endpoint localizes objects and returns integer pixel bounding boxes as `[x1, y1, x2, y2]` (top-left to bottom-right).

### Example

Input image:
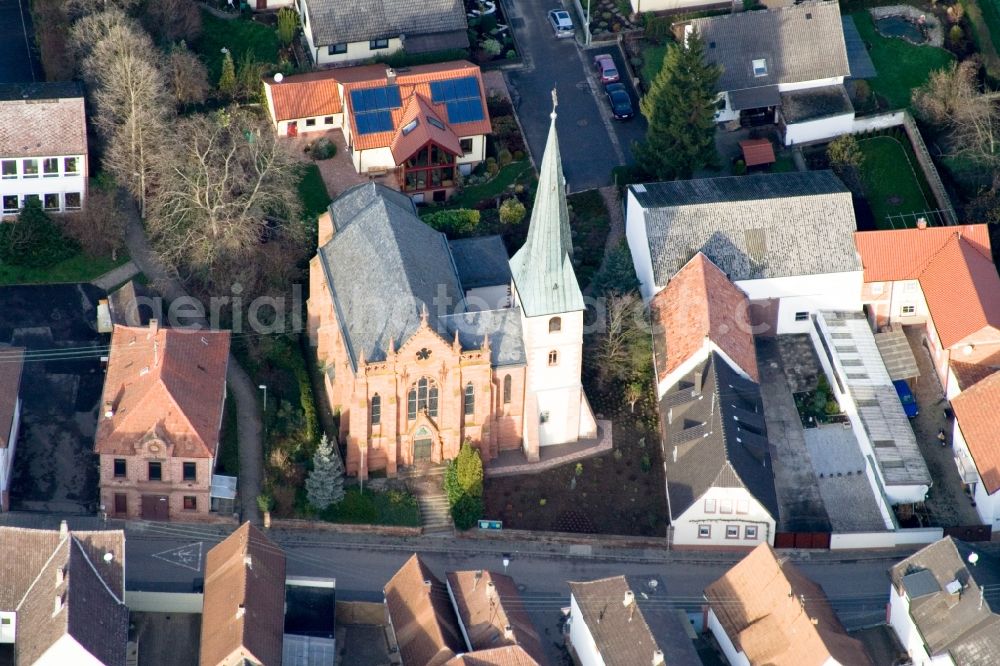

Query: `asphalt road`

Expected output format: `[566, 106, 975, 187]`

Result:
[0, 0, 42, 83]
[504, 0, 646, 191]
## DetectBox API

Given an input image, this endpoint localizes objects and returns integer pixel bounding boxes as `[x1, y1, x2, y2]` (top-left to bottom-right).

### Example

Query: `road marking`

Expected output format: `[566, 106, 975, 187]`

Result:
[152, 542, 203, 572]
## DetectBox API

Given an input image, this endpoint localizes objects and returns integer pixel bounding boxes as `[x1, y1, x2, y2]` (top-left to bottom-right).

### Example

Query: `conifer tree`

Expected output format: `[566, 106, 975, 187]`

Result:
[634, 30, 721, 180]
[306, 433, 345, 510]
[218, 49, 236, 99]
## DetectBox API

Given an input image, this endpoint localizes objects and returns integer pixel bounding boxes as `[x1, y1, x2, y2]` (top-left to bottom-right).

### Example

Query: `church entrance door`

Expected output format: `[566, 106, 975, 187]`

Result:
[413, 437, 432, 462]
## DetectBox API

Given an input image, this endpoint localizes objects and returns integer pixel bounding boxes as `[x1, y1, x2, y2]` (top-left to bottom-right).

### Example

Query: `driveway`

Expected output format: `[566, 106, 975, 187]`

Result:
[504, 0, 644, 191]
[0, 0, 42, 83]
[3, 284, 105, 513]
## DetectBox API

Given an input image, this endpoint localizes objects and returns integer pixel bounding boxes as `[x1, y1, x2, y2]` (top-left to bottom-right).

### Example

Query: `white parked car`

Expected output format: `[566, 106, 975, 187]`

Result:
[548, 9, 574, 38]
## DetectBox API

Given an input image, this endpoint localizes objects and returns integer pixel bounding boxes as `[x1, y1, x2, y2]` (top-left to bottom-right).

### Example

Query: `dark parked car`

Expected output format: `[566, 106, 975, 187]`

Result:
[893, 379, 919, 418]
[605, 82, 633, 120]
[593, 54, 620, 84]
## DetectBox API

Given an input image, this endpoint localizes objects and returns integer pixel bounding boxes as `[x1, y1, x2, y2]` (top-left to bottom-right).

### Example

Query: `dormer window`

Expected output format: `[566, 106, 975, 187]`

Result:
[401, 119, 419, 135]
[752, 59, 768, 77]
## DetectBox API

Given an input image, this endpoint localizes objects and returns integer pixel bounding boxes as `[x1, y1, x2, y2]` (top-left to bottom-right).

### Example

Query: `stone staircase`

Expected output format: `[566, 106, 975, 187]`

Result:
[403, 466, 453, 535]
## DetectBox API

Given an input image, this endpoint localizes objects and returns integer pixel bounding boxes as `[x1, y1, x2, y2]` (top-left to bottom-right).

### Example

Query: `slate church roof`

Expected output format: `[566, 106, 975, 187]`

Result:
[302, 0, 468, 50]
[659, 352, 778, 520]
[686, 1, 849, 94]
[629, 171, 860, 285]
[318, 183, 524, 369]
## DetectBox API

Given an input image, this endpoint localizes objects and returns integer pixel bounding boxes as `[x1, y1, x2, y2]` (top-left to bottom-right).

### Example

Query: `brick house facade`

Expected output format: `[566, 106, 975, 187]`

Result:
[95, 322, 230, 520]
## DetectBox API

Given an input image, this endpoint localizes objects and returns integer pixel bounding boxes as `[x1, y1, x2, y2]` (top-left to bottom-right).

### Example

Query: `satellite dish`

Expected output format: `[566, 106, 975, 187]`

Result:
[103, 552, 114, 563]
[274, 73, 284, 83]
[969, 552, 980, 566]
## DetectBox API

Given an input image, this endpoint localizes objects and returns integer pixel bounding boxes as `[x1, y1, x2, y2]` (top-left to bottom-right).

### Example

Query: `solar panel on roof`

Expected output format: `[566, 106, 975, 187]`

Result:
[430, 76, 484, 124]
[446, 98, 484, 124]
[350, 85, 401, 112]
[355, 109, 394, 135]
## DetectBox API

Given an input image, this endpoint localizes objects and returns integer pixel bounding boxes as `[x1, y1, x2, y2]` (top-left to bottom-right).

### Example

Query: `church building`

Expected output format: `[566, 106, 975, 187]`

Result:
[307, 96, 597, 477]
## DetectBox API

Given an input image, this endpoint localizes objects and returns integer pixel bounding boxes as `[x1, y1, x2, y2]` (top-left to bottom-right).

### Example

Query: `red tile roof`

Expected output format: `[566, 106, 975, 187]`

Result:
[201, 522, 287, 666]
[705, 543, 872, 666]
[95, 324, 230, 458]
[0, 346, 23, 448]
[385, 554, 465, 666]
[952, 370, 1000, 493]
[390, 93, 462, 164]
[855, 225, 1000, 348]
[739, 138, 776, 167]
[0, 85, 87, 158]
[444, 646, 540, 666]
[265, 69, 343, 121]
[650, 252, 759, 383]
[950, 361, 1000, 392]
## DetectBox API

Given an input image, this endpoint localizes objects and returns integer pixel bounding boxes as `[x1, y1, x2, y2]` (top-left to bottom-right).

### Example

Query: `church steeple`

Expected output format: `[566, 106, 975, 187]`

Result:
[509, 89, 585, 318]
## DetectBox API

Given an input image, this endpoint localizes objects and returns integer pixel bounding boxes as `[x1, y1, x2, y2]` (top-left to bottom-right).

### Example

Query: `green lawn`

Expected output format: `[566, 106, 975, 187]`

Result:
[857, 136, 932, 229]
[447, 161, 531, 209]
[965, 0, 1000, 78]
[298, 163, 332, 221]
[195, 11, 280, 81]
[0, 252, 129, 285]
[640, 43, 667, 91]
[852, 12, 954, 109]
[771, 153, 797, 173]
[315, 487, 421, 526]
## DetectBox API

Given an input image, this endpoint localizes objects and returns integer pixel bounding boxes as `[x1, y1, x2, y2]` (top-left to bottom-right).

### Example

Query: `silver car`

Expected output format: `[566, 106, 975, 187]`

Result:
[548, 9, 574, 38]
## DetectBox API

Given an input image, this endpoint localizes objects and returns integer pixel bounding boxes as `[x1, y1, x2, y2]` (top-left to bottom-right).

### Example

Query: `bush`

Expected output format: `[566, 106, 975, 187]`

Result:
[485, 157, 500, 176]
[444, 442, 485, 530]
[277, 7, 299, 45]
[423, 208, 480, 236]
[310, 138, 337, 160]
[482, 38, 503, 57]
[506, 49, 517, 60]
[948, 24, 964, 46]
[499, 198, 526, 225]
[491, 115, 525, 154]
[733, 159, 746, 175]
[0, 201, 79, 268]
[497, 148, 513, 166]
[451, 493, 484, 530]
[480, 12, 498, 34]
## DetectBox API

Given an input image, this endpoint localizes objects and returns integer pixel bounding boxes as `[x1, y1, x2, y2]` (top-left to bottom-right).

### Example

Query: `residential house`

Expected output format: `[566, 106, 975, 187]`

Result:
[949, 368, 1000, 528]
[0, 82, 88, 218]
[263, 61, 490, 201]
[446, 570, 546, 665]
[627, 0, 729, 19]
[680, 1, 853, 145]
[705, 542, 872, 666]
[854, 224, 1000, 393]
[887, 537, 1000, 665]
[295, 0, 468, 66]
[444, 647, 539, 665]
[660, 352, 779, 548]
[307, 97, 596, 479]
[626, 171, 862, 335]
[567, 576, 701, 666]
[200, 522, 287, 666]
[0, 346, 24, 511]
[95, 322, 230, 520]
[0, 523, 128, 666]
[384, 554, 465, 666]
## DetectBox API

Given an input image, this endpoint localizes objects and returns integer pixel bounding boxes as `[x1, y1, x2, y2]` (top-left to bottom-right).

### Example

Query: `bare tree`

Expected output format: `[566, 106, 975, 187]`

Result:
[164, 45, 209, 106]
[592, 292, 652, 389]
[62, 188, 127, 260]
[65, 0, 141, 21]
[147, 109, 303, 278]
[912, 59, 1000, 165]
[142, 0, 202, 44]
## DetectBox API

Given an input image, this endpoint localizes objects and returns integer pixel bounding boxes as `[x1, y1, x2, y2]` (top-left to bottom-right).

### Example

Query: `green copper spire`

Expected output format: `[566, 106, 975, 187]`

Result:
[509, 89, 585, 317]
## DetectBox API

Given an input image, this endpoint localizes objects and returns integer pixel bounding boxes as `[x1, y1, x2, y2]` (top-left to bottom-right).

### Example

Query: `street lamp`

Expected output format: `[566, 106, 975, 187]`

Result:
[502, 554, 511, 574]
[258, 384, 267, 412]
[585, 0, 591, 46]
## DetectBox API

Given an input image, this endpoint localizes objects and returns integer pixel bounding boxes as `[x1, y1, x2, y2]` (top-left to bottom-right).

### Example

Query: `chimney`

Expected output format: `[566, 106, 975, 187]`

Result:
[916, 217, 927, 229]
[424, 580, 433, 590]
[149, 319, 159, 334]
[59, 520, 68, 538]
[104, 401, 115, 419]
[473, 570, 483, 591]
[652, 650, 665, 666]
[236, 604, 245, 619]
[503, 624, 514, 641]
[623, 590, 635, 607]
[386, 67, 396, 85]
[487, 580, 496, 601]
[244, 555, 253, 569]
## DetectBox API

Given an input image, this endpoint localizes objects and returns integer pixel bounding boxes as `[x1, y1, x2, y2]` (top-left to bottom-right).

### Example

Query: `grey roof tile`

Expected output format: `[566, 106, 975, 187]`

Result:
[303, 0, 468, 47]
[449, 236, 511, 289]
[630, 171, 860, 285]
[659, 352, 779, 520]
[439, 309, 525, 367]
[689, 1, 850, 94]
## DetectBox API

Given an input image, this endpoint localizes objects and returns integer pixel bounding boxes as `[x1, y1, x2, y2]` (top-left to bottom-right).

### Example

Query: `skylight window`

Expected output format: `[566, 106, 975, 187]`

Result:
[401, 119, 419, 135]
[427, 116, 445, 130]
[752, 58, 768, 77]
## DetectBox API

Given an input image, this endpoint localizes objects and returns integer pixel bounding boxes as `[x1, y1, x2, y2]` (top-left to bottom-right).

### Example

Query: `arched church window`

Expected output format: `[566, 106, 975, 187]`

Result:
[503, 375, 512, 404]
[549, 316, 562, 333]
[464, 383, 475, 416]
[407, 377, 439, 420]
[370, 394, 381, 426]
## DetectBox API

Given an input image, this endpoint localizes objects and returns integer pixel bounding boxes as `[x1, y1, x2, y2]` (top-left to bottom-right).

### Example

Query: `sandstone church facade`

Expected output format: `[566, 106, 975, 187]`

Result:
[307, 99, 597, 477]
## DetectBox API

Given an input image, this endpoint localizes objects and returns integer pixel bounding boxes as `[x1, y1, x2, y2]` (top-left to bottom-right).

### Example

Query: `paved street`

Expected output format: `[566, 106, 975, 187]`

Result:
[0, 0, 41, 83]
[504, 0, 646, 191]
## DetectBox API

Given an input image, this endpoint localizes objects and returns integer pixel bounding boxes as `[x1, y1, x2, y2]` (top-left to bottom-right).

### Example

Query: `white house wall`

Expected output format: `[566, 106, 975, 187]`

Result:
[0, 398, 20, 510]
[353, 146, 396, 174]
[630, 0, 722, 14]
[706, 608, 749, 666]
[888, 585, 956, 666]
[0, 155, 87, 218]
[736, 271, 863, 335]
[777, 76, 846, 93]
[568, 594, 605, 666]
[33, 634, 108, 666]
[275, 114, 342, 138]
[671, 488, 774, 547]
[951, 419, 1000, 528]
[624, 192, 658, 302]
[656, 341, 754, 400]
[783, 111, 856, 146]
